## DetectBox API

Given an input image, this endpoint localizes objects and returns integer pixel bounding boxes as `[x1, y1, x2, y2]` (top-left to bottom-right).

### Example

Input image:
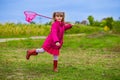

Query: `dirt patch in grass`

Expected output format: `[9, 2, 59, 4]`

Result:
[87, 32, 105, 38]
[106, 45, 120, 53]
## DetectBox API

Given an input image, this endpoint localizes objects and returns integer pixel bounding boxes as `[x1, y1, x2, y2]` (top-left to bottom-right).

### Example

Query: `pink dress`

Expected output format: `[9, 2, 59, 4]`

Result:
[42, 21, 72, 56]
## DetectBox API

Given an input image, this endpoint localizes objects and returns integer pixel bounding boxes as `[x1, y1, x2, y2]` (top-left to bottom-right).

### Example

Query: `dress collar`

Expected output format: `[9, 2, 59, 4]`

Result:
[55, 21, 64, 26]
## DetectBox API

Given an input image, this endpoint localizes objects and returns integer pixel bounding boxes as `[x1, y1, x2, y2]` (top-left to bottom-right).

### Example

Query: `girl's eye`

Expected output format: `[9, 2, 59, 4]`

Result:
[60, 15, 63, 17]
[56, 15, 63, 17]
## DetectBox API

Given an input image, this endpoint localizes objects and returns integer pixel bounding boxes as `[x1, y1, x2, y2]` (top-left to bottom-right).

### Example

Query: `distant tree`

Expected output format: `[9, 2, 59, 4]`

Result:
[87, 15, 94, 26]
[113, 20, 120, 33]
[105, 17, 114, 30]
[93, 20, 101, 26]
[45, 21, 52, 25]
[100, 19, 107, 27]
[100, 17, 114, 30]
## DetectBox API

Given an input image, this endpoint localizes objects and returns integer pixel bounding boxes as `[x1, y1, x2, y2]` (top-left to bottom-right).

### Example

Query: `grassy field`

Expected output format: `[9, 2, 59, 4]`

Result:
[0, 23, 101, 38]
[0, 32, 120, 80]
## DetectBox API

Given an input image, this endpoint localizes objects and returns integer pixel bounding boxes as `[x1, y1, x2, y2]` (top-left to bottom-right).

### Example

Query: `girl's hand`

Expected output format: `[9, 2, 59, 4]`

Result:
[56, 42, 60, 46]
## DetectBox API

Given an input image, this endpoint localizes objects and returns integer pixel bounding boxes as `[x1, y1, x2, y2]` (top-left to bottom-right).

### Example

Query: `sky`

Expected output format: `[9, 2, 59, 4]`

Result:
[0, 0, 120, 23]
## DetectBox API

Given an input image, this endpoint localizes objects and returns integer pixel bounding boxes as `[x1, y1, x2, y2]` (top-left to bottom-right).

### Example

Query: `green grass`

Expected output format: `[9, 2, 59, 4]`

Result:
[0, 23, 102, 38]
[0, 33, 120, 80]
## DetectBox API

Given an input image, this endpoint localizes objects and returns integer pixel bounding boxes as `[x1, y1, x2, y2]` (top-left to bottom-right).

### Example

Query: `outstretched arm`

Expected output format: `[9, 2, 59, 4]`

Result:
[64, 23, 73, 31]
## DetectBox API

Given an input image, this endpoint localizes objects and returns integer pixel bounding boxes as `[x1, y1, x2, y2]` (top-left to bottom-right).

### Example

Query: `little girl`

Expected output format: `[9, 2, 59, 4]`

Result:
[26, 12, 73, 72]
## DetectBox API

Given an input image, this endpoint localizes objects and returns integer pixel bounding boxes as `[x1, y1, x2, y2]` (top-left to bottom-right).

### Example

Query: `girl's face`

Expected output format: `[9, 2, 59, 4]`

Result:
[53, 12, 64, 22]
[55, 15, 63, 22]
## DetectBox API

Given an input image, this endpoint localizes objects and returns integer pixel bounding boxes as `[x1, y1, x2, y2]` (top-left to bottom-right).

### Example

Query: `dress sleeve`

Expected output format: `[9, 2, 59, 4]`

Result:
[51, 23, 59, 43]
[64, 23, 72, 31]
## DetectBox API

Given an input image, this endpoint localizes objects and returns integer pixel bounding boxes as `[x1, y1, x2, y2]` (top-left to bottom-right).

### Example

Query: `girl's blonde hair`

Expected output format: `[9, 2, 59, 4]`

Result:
[52, 12, 65, 22]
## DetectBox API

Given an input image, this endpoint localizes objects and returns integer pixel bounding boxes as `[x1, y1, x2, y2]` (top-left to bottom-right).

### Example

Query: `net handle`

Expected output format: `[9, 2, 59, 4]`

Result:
[24, 11, 52, 19]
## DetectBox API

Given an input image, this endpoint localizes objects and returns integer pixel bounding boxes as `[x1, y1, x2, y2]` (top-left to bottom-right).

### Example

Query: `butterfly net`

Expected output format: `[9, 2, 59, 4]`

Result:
[24, 11, 38, 22]
[24, 11, 52, 23]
